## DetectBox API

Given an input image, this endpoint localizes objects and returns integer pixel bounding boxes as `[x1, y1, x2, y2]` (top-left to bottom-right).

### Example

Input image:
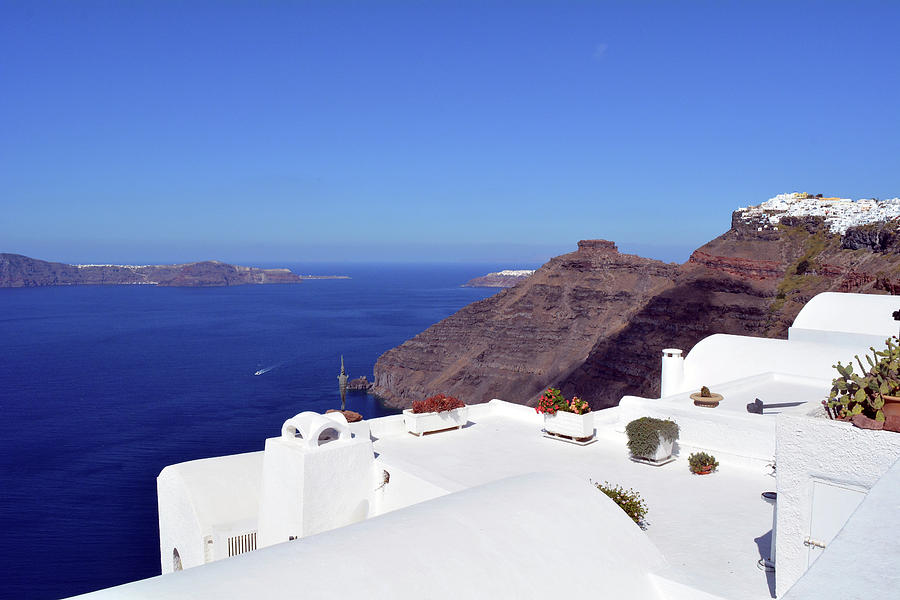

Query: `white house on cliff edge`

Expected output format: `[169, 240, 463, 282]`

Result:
[72, 292, 900, 600]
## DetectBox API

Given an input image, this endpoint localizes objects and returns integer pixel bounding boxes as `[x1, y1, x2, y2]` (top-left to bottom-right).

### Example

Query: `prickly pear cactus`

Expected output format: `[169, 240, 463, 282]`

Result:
[827, 336, 900, 421]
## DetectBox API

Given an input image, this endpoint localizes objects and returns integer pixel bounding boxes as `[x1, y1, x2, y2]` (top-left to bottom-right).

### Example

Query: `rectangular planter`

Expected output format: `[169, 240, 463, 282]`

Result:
[403, 406, 468, 436]
[543, 411, 594, 440]
[632, 437, 675, 464]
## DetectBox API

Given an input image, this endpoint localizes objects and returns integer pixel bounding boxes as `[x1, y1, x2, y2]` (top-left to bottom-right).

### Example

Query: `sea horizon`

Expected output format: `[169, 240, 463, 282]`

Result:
[0, 262, 504, 599]
[2, 239, 697, 270]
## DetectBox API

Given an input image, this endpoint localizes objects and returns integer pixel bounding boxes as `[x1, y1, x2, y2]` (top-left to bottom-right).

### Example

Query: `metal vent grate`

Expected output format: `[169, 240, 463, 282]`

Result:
[227, 531, 257, 557]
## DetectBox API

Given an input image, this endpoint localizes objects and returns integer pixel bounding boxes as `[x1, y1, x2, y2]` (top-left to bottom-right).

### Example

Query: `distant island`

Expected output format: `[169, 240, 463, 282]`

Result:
[462, 269, 536, 288]
[0, 253, 324, 288]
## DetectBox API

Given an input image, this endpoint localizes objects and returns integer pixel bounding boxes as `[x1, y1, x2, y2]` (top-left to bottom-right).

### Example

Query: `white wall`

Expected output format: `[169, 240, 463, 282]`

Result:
[157, 467, 205, 573]
[157, 451, 263, 572]
[75, 473, 678, 600]
[679, 334, 871, 394]
[371, 457, 449, 515]
[785, 327, 889, 349]
[781, 455, 900, 600]
[789, 292, 900, 338]
[367, 413, 406, 439]
[617, 392, 778, 466]
[774, 414, 900, 596]
[257, 433, 374, 547]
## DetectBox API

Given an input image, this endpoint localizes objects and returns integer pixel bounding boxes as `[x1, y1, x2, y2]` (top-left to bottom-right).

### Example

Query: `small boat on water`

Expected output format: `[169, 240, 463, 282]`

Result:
[254, 369, 264, 376]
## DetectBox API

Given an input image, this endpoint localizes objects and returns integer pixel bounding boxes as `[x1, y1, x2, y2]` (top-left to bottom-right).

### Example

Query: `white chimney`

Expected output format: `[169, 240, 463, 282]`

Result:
[257, 411, 374, 548]
[660, 348, 684, 397]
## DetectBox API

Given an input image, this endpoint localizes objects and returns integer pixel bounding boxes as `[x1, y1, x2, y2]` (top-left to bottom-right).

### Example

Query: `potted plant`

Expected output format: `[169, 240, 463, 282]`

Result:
[625, 417, 679, 464]
[690, 385, 723, 408]
[688, 452, 719, 474]
[403, 393, 468, 436]
[535, 387, 594, 441]
[826, 336, 900, 424]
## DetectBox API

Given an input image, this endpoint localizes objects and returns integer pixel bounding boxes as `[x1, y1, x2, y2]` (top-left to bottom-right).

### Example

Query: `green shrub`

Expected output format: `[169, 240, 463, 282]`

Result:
[594, 481, 648, 525]
[625, 417, 679, 458]
[688, 452, 719, 473]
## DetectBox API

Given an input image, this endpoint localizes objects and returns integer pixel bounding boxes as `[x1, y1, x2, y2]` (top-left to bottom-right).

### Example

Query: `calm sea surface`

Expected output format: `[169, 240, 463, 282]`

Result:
[0, 263, 503, 599]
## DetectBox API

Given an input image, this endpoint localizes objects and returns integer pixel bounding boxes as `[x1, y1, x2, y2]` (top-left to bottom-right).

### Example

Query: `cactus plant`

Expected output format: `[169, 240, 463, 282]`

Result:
[826, 336, 900, 422]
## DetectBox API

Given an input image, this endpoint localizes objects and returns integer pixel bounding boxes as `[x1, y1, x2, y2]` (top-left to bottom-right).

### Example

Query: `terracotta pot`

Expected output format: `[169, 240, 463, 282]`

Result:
[690, 392, 723, 408]
[694, 465, 713, 475]
[882, 395, 900, 419]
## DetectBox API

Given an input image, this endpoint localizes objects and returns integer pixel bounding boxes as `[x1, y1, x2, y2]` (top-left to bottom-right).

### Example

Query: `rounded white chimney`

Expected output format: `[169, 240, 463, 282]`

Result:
[660, 348, 684, 397]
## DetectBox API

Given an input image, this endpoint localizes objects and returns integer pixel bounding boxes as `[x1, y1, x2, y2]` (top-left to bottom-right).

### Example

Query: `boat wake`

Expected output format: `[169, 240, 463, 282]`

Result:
[254, 365, 276, 376]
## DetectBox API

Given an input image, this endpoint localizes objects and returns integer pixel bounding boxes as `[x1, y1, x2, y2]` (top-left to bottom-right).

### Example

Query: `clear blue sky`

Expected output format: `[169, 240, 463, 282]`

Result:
[2, 1, 898, 265]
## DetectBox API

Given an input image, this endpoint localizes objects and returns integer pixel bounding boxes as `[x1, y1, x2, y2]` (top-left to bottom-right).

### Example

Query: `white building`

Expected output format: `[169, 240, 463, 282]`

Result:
[738, 192, 900, 234]
[71, 292, 900, 599]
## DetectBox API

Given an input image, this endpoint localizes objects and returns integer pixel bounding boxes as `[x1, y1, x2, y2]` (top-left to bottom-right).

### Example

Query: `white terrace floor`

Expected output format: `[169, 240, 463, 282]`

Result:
[372, 406, 777, 600]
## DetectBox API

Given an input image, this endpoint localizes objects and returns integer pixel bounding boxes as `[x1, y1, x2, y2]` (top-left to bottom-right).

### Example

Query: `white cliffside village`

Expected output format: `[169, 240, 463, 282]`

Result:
[491, 269, 536, 277]
[73, 292, 900, 600]
[737, 192, 900, 233]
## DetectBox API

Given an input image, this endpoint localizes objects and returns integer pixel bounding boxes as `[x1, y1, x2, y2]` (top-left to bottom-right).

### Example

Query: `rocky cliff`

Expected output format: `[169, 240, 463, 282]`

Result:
[0, 254, 303, 287]
[373, 216, 900, 410]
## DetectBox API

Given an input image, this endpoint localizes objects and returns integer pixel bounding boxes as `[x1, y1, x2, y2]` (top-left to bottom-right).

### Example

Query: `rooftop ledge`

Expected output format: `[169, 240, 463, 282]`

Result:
[620, 372, 830, 468]
[121, 400, 781, 600]
[366, 399, 777, 600]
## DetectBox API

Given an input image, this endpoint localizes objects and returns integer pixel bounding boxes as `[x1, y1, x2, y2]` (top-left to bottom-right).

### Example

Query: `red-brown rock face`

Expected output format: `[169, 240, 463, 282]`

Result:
[373, 240, 679, 407]
[688, 251, 783, 280]
[373, 216, 900, 410]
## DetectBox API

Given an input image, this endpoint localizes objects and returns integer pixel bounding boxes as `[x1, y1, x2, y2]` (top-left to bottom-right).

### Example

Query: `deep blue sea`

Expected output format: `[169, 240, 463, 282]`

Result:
[0, 263, 504, 599]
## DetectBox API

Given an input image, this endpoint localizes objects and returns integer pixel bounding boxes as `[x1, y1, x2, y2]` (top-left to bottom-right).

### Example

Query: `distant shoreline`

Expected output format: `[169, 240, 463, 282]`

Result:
[0, 253, 313, 288]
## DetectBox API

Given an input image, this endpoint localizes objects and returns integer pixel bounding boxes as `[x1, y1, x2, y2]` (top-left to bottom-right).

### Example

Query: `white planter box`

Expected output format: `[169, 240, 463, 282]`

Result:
[634, 436, 675, 463]
[543, 411, 594, 439]
[403, 406, 468, 436]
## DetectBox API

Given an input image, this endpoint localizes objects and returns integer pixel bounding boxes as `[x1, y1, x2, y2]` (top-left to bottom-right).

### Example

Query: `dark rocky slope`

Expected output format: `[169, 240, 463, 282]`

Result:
[0, 254, 302, 287]
[374, 240, 678, 407]
[373, 217, 900, 410]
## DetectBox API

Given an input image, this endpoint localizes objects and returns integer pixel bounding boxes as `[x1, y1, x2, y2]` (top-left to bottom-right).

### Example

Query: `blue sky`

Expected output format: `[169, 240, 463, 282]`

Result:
[2, 1, 898, 265]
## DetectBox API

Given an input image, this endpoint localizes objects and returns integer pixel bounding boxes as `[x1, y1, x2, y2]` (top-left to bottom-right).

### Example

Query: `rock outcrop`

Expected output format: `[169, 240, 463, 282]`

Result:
[373, 241, 679, 408]
[325, 409, 363, 423]
[841, 221, 900, 253]
[373, 213, 900, 410]
[0, 254, 303, 287]
[347, 376, 372, 391]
